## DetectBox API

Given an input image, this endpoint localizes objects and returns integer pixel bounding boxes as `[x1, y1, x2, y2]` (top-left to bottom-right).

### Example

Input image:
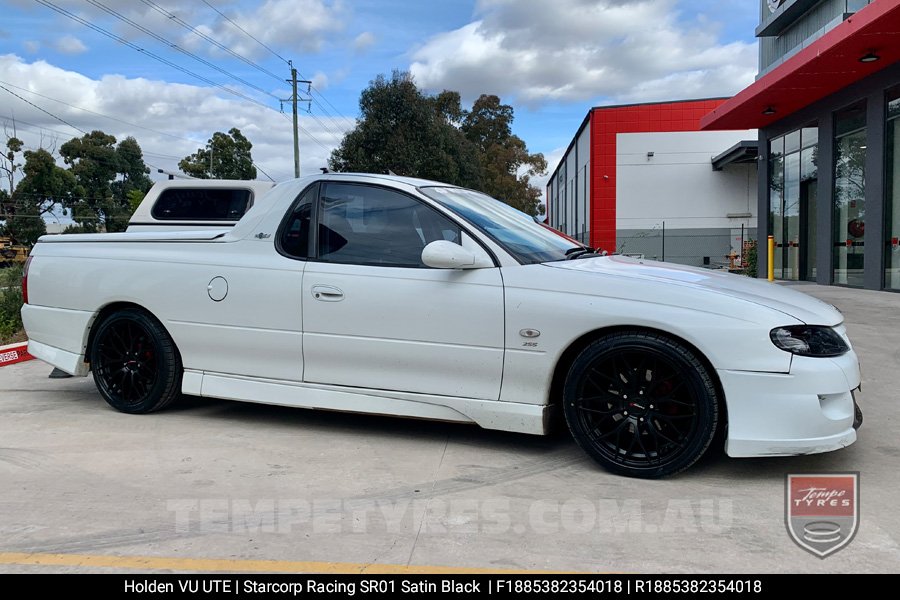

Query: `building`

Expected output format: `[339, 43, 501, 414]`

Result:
[701, 0, 900, 290]
[546, 99, 758, 268]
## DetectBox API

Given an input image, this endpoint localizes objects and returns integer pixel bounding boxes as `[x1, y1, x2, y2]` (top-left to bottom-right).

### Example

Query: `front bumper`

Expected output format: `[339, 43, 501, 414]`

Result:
[719, 350, 861, 458]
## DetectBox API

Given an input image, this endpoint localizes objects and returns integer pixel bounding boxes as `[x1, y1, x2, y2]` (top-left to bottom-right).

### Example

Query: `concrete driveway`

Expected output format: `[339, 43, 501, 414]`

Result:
[1, 283, 898, 573]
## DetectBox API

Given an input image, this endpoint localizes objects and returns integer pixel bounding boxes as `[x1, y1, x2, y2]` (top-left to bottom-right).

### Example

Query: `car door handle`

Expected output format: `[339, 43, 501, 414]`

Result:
[311, 285, 344, 302]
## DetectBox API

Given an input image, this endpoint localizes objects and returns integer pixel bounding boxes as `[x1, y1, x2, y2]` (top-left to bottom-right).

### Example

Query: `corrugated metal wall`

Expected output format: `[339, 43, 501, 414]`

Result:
[759, 0, 873, 73]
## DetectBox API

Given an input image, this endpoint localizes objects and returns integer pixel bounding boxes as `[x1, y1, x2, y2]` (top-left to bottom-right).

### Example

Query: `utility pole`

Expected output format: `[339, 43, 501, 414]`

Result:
[283, 62, 311, 179]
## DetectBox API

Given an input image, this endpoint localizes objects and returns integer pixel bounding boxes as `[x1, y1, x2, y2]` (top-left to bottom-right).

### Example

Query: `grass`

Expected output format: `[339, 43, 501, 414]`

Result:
[0, 265, 25, 346]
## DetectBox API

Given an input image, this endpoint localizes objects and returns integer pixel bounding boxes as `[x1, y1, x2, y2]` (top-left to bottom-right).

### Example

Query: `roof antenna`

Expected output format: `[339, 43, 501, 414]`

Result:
[320, 167, 329, 174]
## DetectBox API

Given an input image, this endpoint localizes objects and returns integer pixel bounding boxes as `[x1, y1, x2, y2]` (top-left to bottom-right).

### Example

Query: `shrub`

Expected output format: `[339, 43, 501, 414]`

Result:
[742, 240, 758, 278]
[0, 265, 24, 344]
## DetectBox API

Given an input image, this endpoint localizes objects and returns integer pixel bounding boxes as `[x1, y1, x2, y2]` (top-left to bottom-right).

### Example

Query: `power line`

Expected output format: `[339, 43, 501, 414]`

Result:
[310, 87, 351, 134]
[280, 113, 331, 154]
[0, 97, 279, 183]
[30, 0, 331, 179]
[253, 163, 275, 183]
[304, 110, 346, 141]
[201, 0, 289, 65]
[84, 0, 280, 102]
[0, 83, 277, 174]
[0, 84, 87, 135]
[139, 0, 284, 85]
[312, 87, 345, 119]
[33, 0, 274, 111]
[0, 79, 208, 146]
[195, 0, 348, 146]
[0, 112, 249, 181]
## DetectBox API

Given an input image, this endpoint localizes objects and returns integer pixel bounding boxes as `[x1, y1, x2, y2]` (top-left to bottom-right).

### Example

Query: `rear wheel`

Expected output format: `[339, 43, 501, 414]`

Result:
[563, 332, 719, 478]
[90, 308, 181, 414]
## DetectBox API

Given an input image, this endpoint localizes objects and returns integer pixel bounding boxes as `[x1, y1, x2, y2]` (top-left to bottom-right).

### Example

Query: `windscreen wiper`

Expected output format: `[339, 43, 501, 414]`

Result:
[564, 246, 600, 260]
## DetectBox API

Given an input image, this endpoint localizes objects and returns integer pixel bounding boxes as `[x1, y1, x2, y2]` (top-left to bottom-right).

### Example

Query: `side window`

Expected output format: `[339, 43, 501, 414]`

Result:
[278, 184, 316, 259]
[151, 188, 252, 221]
[317, 183, 460, 267]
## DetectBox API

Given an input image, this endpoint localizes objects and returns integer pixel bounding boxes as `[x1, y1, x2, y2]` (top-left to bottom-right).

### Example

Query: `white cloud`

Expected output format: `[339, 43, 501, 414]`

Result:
[352, 31, 376, 53]
[54, 35, 87, 55]
[530, 145, 566, 206]
[23, 40, 40, 54]
[184, 0, 344, 58]
[20, 0, 343, 60]
[0, 54, 352, 182]
[409, 0, 756, 106]
[311, 71, 328, 90]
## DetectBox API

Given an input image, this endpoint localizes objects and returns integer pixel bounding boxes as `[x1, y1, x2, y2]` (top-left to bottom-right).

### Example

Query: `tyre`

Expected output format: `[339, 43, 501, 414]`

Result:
[562, 331, 719, 478]
[89, 308, 182, 414]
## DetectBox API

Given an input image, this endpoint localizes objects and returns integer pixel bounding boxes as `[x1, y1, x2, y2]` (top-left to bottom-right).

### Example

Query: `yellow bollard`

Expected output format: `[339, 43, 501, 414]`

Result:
[767, 235, 775, 282]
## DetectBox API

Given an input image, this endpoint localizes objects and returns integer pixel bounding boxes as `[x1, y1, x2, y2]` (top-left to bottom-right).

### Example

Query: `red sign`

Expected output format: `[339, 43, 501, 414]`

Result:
[0, 343, 34, 368]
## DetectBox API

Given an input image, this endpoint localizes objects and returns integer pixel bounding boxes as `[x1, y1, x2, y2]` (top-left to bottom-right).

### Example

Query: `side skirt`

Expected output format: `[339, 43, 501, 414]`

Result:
[186, 370, 550, 435]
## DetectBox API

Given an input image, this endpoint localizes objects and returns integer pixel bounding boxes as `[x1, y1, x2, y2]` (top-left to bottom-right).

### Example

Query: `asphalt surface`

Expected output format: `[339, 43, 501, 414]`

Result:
[1, 283, 898, 573]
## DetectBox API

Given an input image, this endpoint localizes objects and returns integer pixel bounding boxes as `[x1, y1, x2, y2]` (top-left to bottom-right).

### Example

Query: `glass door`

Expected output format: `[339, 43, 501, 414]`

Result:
[768, 125, 818, 281]
[833, 103, 867, 287]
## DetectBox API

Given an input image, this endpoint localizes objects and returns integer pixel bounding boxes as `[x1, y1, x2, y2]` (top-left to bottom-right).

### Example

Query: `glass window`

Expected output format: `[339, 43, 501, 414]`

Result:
[785, 130, 801, 154]
[316, 183, 460, 268]
[800, 146, 818, 281]
[421, 186, 579, 264]
[784, 152, 801, 280]
[769, 135, 784, 158]
[151, 188, 252, 221]
[278, 184, 315, 259]
[833, 103, 867, 287]
[768, 124, 818, 282]
[801, 127, 818, 149]
[886, 89, 900, 290]
[769, 154, 785, 280]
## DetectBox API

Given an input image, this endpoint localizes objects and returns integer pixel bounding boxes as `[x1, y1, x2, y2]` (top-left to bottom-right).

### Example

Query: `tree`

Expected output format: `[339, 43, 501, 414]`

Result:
[3, 148, 78, 245]
[462, 95, 547, 216]
[58, 131, 151, 232]
[329, 73, 546, 214]
[112, 136, 152, 203]
[329, 71, 481, 188]
[60, 130, 124, 232]
[179, 128, 257, 180]
[1, 134, 23, 195]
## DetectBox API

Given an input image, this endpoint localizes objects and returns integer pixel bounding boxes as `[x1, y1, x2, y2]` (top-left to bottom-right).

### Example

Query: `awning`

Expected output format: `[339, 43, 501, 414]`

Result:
[701, 0, 900, 131]
[711, 140, 759, 171]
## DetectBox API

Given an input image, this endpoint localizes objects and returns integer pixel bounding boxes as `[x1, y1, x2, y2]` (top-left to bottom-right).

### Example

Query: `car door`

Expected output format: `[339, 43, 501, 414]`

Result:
[301, 182, 505, 400]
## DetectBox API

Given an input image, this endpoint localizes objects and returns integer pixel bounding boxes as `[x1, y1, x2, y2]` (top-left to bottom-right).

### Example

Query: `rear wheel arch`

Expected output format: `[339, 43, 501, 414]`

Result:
[85, 302, 173, 362]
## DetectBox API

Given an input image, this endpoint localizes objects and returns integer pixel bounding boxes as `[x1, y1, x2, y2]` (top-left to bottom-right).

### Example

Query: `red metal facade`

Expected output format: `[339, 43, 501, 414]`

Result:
[589, 99, 727, 251]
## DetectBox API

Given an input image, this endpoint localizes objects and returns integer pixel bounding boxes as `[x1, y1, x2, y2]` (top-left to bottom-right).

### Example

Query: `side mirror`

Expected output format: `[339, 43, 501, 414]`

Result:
[421, 240, 477, 269]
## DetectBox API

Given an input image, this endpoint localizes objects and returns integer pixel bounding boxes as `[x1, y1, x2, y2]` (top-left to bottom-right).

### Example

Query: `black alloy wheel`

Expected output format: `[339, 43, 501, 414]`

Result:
[563, 331, 719, 478]
[90, 308, 182, 414]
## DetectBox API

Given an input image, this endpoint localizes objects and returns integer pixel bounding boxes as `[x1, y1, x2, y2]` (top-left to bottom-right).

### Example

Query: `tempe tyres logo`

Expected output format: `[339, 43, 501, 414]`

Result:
[785, 473, 859, 558]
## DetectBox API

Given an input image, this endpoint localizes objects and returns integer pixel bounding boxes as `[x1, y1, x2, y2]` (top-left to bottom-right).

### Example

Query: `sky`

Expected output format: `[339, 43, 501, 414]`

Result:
[0, 0, 760, 196]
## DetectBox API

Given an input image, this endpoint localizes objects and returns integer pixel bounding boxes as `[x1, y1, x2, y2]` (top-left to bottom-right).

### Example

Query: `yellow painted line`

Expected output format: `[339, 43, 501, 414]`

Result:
[0, 552, 560, 574]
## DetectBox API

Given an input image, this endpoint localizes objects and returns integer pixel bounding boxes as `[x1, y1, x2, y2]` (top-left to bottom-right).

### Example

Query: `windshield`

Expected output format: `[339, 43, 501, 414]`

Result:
[419, 186, 580, 264]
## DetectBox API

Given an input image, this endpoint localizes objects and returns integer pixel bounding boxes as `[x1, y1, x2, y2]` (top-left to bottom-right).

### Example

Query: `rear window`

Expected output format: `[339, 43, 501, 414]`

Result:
[151, 188, 253, 221]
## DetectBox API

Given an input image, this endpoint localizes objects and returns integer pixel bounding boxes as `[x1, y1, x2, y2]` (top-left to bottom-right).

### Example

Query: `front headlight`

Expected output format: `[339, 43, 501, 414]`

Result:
[770, 325, 849, 357]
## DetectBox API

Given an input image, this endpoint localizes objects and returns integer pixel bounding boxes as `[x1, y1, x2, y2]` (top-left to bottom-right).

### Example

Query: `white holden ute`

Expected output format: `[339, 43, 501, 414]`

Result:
[21, 173, 863, 478]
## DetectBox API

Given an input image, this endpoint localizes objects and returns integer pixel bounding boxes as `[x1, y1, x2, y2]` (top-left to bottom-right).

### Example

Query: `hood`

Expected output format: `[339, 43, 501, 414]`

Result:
[546, 255, 842, 326]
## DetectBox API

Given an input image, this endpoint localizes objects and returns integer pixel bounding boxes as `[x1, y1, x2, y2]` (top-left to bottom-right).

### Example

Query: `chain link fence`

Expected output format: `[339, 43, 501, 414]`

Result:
[616, 225, 757, 270]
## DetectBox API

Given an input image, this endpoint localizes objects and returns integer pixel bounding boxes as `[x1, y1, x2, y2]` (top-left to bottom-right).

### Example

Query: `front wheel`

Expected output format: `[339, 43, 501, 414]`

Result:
[563, 332, 719, 478]
[90, 308, 182, 414]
